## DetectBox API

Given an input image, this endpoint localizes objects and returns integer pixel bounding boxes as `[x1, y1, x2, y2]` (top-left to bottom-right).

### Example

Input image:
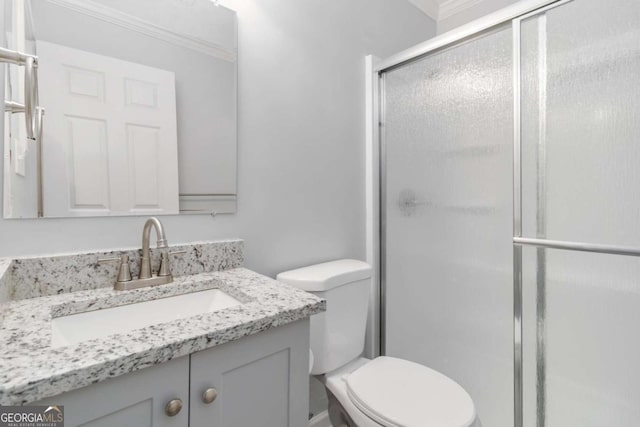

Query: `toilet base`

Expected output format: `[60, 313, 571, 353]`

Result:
[327, 388, 356, 427]
[317, 358, 382, 427]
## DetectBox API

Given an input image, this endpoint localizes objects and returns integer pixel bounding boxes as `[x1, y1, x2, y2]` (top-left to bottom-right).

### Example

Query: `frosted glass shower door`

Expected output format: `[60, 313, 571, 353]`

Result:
[382, 27, 513, 427]
[519, 0, 640, 426]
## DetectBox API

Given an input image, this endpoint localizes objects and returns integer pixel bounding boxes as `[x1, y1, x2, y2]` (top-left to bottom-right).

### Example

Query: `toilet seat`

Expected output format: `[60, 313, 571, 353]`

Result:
[345, 357, 476, 427]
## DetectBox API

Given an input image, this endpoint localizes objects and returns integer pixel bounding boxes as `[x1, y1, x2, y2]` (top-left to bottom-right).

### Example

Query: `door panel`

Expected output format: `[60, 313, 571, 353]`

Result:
[522, 247, 640, 426]
[189, 320, 310, 427]
[67, 116, 109, 210]
[519, 1, 640, 426]
[520, 0, 640, 246]
[383, 25, 513, 427]
[127, 124, 162, 210]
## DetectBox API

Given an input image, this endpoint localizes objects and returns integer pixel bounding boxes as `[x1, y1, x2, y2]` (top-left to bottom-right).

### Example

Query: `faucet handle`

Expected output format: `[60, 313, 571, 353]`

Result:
[98, 254, 133, 283]
[158, 250, 187, 277]
[158, 252, 171, 277]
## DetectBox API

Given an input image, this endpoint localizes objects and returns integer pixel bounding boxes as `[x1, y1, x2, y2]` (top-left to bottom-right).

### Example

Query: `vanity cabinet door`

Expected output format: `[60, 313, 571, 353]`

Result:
[189, 319, 310, 427]
[33, 356, 189, 427]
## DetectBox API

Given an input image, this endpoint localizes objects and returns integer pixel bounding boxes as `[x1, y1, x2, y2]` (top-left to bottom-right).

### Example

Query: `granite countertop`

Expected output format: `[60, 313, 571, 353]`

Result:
[0, 268, 325, 405]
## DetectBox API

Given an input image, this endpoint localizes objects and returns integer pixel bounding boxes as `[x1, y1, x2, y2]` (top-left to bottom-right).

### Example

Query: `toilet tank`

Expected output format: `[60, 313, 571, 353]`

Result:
[277, 260, 372, 375]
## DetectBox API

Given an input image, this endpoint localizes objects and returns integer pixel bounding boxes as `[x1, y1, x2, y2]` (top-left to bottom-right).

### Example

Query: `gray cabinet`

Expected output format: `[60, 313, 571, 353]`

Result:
[35, 357, 189, 427]
[189, 319, 310, 427]
[32, 319, 310, 427]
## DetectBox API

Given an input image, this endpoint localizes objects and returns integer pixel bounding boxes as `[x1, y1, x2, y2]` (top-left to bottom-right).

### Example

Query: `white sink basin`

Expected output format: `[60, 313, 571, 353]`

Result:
[51, 289, 242, 347]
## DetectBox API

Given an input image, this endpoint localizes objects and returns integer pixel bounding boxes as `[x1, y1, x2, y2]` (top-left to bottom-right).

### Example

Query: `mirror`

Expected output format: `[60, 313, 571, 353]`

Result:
[2, 0, 237, 218]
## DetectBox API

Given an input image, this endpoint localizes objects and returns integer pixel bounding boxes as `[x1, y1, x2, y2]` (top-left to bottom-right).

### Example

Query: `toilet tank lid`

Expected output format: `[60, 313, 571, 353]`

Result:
[276, 259, 372, 292]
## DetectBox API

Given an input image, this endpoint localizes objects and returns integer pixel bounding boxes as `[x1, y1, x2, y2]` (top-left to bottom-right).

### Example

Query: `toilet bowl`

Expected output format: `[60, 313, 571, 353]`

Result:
[323, 357, 477, 427]
[277, 260, 479, 427]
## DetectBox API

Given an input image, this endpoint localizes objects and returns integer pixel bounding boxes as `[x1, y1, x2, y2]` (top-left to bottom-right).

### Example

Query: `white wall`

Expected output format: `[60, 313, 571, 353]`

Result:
[438, 0, 521, 34]
[0, 0, 435, 277]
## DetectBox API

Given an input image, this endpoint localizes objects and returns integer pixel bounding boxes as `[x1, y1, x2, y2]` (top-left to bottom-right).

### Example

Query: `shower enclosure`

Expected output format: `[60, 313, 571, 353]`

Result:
[376, 0, 640, 426]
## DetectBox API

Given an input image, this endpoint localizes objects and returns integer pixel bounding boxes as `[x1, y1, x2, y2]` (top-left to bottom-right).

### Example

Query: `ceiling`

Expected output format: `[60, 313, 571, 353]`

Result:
[407, 0, 485, 21]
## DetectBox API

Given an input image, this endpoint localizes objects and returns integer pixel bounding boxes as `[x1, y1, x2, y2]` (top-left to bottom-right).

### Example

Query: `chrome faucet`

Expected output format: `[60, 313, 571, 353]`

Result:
[99, 217, 185, 291]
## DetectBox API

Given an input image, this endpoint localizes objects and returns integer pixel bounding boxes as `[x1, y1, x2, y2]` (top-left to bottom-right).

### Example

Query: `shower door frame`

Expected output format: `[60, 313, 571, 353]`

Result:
[372, 1, 566, 427]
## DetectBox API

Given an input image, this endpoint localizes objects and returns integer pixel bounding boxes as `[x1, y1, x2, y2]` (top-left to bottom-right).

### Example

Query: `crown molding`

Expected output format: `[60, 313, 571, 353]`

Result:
[43, 0, 236, 62]
[438, 0, 486, 20]
[407, 0, 440, 20]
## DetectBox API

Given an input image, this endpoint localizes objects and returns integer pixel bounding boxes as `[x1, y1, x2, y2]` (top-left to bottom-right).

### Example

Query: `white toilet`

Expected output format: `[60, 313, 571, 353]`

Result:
[277, 259, 479, 427]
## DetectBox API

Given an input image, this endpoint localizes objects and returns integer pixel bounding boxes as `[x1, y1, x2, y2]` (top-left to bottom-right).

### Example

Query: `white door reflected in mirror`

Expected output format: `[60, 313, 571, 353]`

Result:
[2, 0, 238, 218]
[39, 41, 179, 217]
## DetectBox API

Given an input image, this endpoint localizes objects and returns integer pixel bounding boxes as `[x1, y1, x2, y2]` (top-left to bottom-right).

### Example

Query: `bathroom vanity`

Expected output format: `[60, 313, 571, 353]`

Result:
[0, 239, 325, 427]
[35, 321, 310, 427]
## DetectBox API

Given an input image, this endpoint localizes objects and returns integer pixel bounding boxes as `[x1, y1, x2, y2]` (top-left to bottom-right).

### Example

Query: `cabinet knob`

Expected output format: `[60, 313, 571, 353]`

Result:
[202, 387, 218, 404]
[165, 398, 183, 417]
